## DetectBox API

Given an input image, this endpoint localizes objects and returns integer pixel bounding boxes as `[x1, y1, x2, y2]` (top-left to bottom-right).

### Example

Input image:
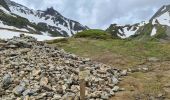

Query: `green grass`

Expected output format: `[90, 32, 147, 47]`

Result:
[49, 38, 170, 68]
[74, 29, 112, 39]
[154, 25, 167, 39]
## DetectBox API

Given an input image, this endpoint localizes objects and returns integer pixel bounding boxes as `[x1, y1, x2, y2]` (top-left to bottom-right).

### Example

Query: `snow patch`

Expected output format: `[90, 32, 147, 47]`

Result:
[139, 21, 149, 26]
[155, 12, 170, 26]
[118, 27, 139, 38]
[0, 21, 29, 32]
[27, 25, 36, 31]
[151, 27, 157, 36]
[161, 6, 166, 12]
[0, 29, 64, 41]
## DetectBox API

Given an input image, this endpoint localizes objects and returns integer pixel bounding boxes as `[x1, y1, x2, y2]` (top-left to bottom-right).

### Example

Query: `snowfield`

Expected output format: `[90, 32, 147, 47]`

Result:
[0, 29, 64, 41]
[151, 27, 157, 36]
[118, 26, 139, 38]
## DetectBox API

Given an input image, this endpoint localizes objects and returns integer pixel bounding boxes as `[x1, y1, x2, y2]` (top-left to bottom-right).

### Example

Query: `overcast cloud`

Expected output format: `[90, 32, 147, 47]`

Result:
[13, 0, 170, 29]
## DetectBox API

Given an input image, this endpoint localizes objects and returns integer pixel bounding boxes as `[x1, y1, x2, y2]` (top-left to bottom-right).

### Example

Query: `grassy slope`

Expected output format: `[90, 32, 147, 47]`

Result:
[51, 38, 170, 68]
[49, 38, 170, 99]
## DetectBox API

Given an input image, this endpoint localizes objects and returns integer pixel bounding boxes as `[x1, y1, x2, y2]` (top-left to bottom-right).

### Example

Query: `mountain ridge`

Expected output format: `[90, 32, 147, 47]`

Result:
[0, 0, 88, 38]
[106, 4, 170, 40]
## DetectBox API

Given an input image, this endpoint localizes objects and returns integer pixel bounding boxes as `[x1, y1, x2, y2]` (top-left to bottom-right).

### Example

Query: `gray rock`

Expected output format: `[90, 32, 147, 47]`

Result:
[112, 76, 118, 85]
[13, 85, 25, 96]
[112, 86, 119, 92]
[101, 93, 109, 100]
[2, 74, 12, 88]
[121, 70, 127, 76]
[52, 94, 62, 100]
[22, 89, 34, 96]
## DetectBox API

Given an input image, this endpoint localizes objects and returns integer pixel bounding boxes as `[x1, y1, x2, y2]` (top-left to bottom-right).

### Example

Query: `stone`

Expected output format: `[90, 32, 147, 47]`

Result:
[36, 93, 47, 99]
[40, 77, 48, 86]
[121, 70, 127, 76]
[112, 86, 119, 92]
[52, 94, 62, 100]
[13, 85, 25, 96]
[23, 95, 30, 100]
[0, 88, 5, 96]
[32, 69, 41, 76]
[101, 93, 109, 100]
[2, 74, 12, 88]
[22, 89, 34, 96]
[112, 76, 118, 85]
[142, 67, 149, 72]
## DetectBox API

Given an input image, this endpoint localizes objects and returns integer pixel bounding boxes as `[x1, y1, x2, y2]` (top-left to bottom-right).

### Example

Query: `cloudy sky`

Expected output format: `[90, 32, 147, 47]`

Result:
[14, 0, 170, 29]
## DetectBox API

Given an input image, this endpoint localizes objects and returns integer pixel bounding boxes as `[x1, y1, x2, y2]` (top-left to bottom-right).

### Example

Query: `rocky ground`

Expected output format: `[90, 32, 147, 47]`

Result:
[0, 35, 127, 100]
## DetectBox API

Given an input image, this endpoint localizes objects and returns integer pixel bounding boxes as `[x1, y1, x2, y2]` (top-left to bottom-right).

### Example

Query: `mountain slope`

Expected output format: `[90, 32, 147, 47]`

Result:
[106, 4, 170, 40]
[134, 4, 170, 40]
[0, 0, 88, 38]
[105, 21, 148, 38]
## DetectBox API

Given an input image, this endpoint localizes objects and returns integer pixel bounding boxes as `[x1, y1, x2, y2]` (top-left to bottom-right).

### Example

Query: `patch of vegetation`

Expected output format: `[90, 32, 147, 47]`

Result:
[74, 29, 112, 39]
[130, 23, 153, 41]
[154, 25, 167, 39]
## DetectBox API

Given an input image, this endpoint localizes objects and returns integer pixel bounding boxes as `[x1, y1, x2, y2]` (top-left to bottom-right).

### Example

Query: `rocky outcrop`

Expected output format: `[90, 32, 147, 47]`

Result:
[0, 35, 124, 99]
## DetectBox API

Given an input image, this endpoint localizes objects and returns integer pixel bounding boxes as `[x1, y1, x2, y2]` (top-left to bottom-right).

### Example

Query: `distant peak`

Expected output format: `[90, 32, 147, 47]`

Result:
[44, 7, 58, 16]
[47, 7, 55, 12]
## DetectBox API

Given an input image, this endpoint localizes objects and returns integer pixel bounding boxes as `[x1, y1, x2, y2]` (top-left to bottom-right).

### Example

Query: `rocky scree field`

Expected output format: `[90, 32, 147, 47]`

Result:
[0, 35, 127, 100]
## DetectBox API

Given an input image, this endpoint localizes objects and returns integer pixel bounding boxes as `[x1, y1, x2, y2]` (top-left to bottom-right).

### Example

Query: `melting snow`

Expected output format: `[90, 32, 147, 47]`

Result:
[139, 21, 149, 26]
[0, 6, 11, 15]
[155, 12, 170, 26]
[27, 25, 36, 31]
[0, 29, 64, 41]
[151, 27, 157, 36]
[118, 27, 139, 38]
[161, 6, 166, 12]
[0, 21, 29, 32]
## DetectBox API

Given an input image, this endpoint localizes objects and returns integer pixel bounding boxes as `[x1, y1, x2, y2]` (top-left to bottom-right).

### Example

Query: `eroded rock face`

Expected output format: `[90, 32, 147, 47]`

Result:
[0, 35, 123, 99]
